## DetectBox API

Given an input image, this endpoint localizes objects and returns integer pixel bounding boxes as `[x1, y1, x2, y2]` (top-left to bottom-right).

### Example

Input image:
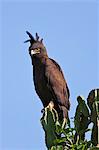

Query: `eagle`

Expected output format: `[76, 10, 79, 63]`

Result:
[25, 31, 70, 127]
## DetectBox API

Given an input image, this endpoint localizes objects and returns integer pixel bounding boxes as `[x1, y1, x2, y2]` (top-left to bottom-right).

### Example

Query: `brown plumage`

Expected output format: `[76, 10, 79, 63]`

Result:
[25, 31, 70, 122]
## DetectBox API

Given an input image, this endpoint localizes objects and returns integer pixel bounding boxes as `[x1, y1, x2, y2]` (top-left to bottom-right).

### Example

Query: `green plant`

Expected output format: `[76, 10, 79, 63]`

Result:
[41, 89, 99, 150]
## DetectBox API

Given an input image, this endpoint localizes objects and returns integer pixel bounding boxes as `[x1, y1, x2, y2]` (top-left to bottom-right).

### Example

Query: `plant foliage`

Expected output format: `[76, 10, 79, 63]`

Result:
[41, 89, 99, 150]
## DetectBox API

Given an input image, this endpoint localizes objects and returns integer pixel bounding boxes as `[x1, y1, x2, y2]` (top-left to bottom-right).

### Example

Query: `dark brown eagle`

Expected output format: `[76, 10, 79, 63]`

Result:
[25, 31, 70, 126]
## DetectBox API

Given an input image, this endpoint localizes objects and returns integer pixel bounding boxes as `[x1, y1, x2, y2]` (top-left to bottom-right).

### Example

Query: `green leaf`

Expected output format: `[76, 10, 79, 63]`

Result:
[77, 144, 83, 149]
[51, 145, 63, 150]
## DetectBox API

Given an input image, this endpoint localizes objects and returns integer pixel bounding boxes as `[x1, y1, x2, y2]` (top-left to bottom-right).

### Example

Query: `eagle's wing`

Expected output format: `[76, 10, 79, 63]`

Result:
[45, 58, 70, 110]
[50, 58, 70, 99]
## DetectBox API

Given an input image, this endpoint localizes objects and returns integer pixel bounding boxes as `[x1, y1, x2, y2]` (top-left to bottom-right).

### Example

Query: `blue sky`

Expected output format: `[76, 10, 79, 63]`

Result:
[0, 0, 99, 150]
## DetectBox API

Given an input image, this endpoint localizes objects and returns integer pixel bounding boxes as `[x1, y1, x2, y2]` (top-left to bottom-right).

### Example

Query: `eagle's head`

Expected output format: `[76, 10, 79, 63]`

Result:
[25, 31, 48, 58]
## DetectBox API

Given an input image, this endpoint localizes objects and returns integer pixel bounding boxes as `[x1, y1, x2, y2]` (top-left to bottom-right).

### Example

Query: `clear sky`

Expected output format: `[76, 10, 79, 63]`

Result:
[0, 0, 99, 150]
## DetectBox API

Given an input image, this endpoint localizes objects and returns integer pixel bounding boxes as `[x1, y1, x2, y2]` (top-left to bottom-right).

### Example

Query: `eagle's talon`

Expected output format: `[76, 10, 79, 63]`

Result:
[62, 118, 67, 129]
[47, 101, 54, 111]
[41, 108, 45, 113]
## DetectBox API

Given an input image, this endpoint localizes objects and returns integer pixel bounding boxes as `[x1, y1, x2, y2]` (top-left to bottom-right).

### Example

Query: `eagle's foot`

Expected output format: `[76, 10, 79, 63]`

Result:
[45, 101, 59, 123]
[46, 101, 54, 111]
[62, 118, 67, 129]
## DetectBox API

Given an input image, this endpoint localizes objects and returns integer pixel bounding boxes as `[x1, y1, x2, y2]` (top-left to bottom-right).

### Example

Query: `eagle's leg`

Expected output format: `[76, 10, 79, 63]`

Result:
[47, 101, 54, 111]
[41, 102, 55, 113]
[46, 101, 59, 122]
[61, 106, 68, 129]
[62, 118, 67, 129]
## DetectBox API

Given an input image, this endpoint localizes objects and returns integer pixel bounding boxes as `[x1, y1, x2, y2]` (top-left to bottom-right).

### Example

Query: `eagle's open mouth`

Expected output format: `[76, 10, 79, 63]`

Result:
[31, 48, 40, 55]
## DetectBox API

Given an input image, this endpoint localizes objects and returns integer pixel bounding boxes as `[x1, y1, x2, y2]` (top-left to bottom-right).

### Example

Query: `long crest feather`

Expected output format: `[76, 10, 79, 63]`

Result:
[36, 33, 39, 41]
[40, 38, 43, 43]
[26, 31, 34, 40]
[25, 31, 43, 44]
[24, 31, 35, 44]
[24, 39, 31, 43]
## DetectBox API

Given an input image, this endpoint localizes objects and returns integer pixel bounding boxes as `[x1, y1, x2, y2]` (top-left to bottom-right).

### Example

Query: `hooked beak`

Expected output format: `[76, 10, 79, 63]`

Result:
[30, 48, 40, 56]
